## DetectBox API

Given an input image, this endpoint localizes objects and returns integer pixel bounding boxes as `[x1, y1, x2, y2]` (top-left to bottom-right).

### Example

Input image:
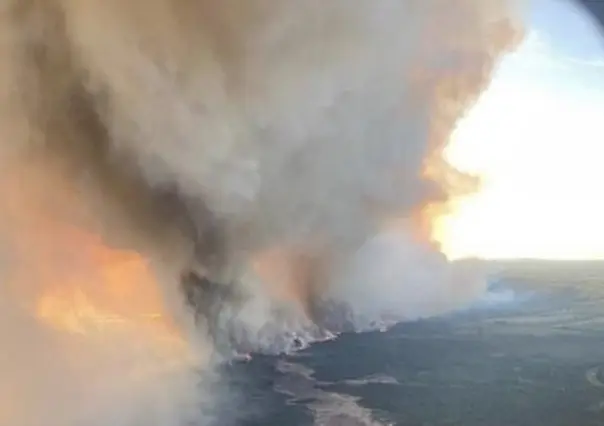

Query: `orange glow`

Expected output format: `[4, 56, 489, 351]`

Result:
[32, 231, 178, 341]
[408, 12, 524, 249]
[0, 161, 187, 357]
[39, 234, 179, 342]
[251, 247, 320, 316]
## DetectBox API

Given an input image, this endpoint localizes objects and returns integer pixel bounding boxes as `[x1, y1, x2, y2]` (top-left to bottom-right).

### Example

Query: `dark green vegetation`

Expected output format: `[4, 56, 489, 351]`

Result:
[223, 260, 604, 426]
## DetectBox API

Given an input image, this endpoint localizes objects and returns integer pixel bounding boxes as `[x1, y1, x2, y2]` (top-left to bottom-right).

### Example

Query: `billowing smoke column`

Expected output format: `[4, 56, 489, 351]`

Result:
[0, 1, 525, 425]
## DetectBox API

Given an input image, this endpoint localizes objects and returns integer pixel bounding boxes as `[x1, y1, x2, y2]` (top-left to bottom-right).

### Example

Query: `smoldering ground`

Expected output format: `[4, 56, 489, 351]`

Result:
[0, 1, 526, 425]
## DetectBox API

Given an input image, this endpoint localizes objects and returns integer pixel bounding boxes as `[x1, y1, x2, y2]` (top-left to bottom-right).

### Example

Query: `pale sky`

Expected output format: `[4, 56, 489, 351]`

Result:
[435, 0, 604, 260]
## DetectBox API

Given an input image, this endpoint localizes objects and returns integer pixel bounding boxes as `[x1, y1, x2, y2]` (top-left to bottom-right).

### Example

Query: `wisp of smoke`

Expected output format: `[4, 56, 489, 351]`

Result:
[0, 1, 526, 425]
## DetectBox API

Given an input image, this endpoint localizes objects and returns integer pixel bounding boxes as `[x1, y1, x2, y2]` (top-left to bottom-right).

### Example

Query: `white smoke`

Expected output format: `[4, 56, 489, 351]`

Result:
[322, 229, 489, 329]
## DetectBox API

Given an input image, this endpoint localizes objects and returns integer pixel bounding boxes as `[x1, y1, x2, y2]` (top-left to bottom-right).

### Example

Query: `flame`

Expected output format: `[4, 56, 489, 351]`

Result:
[0, 162, 188, 361]
[0, 157, 205, 426]
[32, 232, 178, 341]
[38, 234, 179, 344]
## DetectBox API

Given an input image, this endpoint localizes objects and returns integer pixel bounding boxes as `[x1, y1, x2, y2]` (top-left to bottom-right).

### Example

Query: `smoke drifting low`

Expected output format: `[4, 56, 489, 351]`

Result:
[0, 1, 525, 425]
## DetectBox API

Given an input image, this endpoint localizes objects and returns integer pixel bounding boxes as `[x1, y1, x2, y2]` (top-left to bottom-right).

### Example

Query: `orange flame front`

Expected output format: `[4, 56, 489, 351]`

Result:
[0, 164, 187, 359]
[32, 228, 175, 340]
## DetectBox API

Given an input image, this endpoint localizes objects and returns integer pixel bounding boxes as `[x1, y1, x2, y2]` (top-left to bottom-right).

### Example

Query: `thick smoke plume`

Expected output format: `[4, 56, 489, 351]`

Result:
[0, 1, 525, 425]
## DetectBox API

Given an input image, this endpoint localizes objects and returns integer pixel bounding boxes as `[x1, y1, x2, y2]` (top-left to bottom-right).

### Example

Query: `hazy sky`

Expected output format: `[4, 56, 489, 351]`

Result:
[436, 0, 604, 260]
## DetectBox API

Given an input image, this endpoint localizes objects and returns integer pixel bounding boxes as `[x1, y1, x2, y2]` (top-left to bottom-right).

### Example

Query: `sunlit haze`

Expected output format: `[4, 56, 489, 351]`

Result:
[436, 0, 604, 260]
